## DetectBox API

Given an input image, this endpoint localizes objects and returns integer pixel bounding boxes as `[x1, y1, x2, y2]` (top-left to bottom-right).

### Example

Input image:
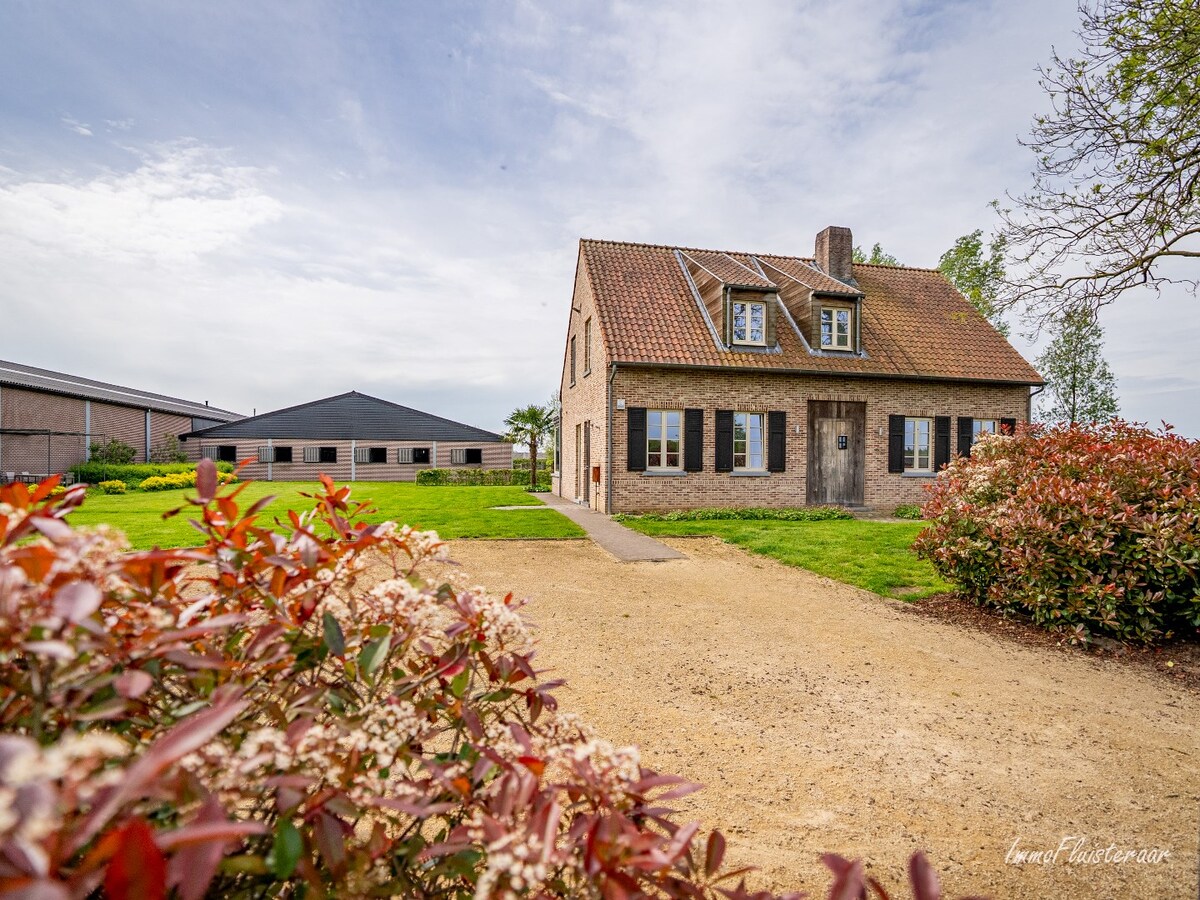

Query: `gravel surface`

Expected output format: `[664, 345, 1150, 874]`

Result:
[439, 536, 1199, 899]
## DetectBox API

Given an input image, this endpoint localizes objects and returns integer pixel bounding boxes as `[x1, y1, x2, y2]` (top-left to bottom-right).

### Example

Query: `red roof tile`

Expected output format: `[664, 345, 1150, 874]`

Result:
[580, 239, 1043, 384]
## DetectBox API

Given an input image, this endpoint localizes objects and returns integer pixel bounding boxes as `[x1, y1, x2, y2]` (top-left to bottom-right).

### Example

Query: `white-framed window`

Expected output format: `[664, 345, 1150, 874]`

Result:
[904, 418, 933, 472]
[733, 412, 765, 470]
[972, 419, 998, 441]
[820, 306, 854, 349]
[731, 301, 766, 345]
[646, 410, 682, 469]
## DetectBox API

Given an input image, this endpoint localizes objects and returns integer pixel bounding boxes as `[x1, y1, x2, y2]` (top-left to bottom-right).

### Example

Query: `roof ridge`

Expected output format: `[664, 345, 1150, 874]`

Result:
[582, 239, 943, 275]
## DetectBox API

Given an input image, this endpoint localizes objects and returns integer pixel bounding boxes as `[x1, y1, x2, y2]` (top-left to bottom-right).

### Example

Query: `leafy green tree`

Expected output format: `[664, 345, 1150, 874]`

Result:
[851, 243, 901, 265]
[1000, 0, 1200, 317]
[503, 403, 555, 488]
[1035, 309, 1120, 423]
[939, 227, 1010, 336]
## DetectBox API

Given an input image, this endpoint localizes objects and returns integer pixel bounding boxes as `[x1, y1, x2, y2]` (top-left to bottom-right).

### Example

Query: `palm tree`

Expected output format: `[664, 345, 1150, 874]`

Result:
[504, 404, 555, 489]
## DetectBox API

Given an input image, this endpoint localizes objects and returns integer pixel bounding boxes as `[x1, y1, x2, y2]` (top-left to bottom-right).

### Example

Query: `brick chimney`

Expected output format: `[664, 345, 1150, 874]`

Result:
[814, 226, 855, 286]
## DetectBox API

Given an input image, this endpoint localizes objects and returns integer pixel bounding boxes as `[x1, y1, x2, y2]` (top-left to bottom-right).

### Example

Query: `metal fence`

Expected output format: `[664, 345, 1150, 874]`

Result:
[0, 428, 101, 484]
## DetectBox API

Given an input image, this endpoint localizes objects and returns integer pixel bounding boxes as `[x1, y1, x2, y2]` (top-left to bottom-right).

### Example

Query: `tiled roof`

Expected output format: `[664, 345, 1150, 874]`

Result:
[580, 239, 1043, 384]
[0, 359, 243, 420]
[185, 392, 505, 441]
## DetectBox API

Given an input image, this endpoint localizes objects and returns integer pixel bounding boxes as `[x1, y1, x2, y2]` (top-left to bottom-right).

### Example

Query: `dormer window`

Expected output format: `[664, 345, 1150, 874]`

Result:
[820, 305, 854, 350]
[732, 300, 766, 345]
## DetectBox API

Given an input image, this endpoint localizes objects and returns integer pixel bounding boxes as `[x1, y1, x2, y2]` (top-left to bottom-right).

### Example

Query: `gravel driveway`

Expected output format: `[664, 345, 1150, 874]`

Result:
[442, 536, 1199, 899]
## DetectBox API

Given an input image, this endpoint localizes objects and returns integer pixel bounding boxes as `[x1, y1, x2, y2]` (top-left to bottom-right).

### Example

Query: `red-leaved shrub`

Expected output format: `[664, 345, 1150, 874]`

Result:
[914, 421, 1200, 644]
[1, 466, 970, 898]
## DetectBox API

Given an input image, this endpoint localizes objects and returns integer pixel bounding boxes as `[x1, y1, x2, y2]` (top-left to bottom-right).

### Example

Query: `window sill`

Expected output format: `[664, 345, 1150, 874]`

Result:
[730, 470, 770, 477]
[901, 471, 935, 478]
[641, 470, 686, 477]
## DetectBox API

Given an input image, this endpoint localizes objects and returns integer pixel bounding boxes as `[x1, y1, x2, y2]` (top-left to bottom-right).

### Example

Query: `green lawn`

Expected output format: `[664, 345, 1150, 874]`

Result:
[622, 517, 950, 599]
[67, 482, 584, 549]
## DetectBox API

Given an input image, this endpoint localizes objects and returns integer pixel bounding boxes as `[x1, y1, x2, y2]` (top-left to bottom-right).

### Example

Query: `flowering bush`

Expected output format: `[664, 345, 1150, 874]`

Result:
[139, 470, 236, 492]
[914, 421, 1200, 644]
[97, 480, 127, 495]
[0, 467, 964, 899]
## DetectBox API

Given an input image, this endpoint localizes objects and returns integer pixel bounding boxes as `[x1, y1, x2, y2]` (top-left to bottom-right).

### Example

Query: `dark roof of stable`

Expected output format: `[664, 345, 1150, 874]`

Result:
[184, 391, 506, 442]
[580, 239, 1043, 385]
[0, 359, 243, 420]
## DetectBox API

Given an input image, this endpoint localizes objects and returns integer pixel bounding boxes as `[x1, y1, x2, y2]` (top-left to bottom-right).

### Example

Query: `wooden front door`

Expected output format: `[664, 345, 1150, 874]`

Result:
[807, 400, 865, 506]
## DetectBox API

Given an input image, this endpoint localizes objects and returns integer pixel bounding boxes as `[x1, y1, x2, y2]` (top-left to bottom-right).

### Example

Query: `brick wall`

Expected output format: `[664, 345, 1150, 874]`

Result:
[557, 254, 612, 511]
[572, 367, 1029, 513]
[185, 437, 512, 482]
[149, 412, 193, 457]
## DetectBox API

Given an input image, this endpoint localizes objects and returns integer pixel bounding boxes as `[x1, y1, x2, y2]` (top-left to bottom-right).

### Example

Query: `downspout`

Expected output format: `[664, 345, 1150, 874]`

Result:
[1028, 384, 1045, 423]
[606, 362, 617, 514]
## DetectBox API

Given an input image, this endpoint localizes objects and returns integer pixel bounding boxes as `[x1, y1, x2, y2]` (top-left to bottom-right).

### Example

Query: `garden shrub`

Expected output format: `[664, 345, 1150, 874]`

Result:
[893, 504, 923, 520]
[0, 471, 961, 899]
[97, 480, 126, 495]
[615, 506, 853, 523]
[70, 460, 235, 488]
[88, 438, 137, 465]
[139, 470, 236, 491]
[914, 421, 1200, 644]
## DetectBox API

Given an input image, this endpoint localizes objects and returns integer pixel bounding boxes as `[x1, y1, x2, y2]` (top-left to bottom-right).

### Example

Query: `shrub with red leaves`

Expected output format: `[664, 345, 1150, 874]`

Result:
[0, 465, 972, 898]
[914, 420, 1200, 644]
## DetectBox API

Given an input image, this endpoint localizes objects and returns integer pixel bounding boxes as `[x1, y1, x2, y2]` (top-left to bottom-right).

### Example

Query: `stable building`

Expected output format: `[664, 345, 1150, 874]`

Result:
[0, 358, 241, 481]
[182, 391, 511, 481]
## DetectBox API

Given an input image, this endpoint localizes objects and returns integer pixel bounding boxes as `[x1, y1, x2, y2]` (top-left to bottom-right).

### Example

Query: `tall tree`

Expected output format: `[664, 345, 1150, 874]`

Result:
[503, 403, 555, 488]
[1000, 0, 1200, 318]
[1035, 309, 1120, 423]
[852, 243, 901, 265]
[939, 227, 1010, 336]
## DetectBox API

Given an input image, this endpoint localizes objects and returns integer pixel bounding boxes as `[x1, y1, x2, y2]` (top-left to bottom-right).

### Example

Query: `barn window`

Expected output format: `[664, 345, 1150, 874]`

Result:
[274, 446, 293, 463]
[451, 448, 483, 465]
[217, 445, 237, 463]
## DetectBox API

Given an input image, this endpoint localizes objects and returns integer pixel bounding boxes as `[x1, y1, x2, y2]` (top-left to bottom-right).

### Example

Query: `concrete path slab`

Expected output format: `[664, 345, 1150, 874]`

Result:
[535, 492, 685, 562]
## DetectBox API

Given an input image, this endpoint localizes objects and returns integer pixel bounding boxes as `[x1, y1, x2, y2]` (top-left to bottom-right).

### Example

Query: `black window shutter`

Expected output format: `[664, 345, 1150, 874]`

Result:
[715, 409, 734, 472]
[684, 409, 703, 472]
[934, 416, 951, 471]
[627, 407, 647, 471]
[1000, 417, 1017, 435]
[957, 416, 974, 457]
[767, 411, 786, 472]
[887, 415, 906, 473]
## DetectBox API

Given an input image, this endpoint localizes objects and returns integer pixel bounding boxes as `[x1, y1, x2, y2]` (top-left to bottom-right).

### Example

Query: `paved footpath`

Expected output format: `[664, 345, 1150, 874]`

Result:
[534, 492, 685, 562]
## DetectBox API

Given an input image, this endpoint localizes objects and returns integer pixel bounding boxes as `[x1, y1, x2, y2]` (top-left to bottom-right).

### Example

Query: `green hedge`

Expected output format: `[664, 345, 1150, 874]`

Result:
[70, 460, 234, 488]
[614, 506, 853, 523]
[416, 468, 527, 486]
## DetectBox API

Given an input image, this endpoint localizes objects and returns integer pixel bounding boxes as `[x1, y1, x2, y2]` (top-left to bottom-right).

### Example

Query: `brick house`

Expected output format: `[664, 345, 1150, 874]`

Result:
[555, 226, 1042, 514]
[0, 358, 240, 480]
[182, 391, 512, 482]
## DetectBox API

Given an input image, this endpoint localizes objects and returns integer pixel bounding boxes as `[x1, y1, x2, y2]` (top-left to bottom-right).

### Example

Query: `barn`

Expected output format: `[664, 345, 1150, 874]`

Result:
[182, 391, 512, 481]
[0, 358, 241, 482]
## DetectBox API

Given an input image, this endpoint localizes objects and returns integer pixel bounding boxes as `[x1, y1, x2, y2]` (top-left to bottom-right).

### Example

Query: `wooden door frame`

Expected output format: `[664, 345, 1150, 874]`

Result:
[806, 400, 866, 505]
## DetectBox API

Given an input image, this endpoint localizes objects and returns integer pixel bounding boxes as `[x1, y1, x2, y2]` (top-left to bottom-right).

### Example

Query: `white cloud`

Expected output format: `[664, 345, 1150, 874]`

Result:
[60, 116, 92, 136]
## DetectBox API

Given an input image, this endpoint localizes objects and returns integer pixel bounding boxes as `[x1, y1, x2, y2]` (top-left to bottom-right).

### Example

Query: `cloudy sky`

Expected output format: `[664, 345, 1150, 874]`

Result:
[2, 0, 1197, 436]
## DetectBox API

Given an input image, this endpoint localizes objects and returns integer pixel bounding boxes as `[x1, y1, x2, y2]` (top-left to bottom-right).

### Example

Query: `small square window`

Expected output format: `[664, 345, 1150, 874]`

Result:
[217, 445, 237, 463]
[368, 447, 387, 463]
[274, 446, 293, 463]
[820, 306, 854, 350]
[731, 301, 766, 345]
[319, 446, 337, 464]
[412, 447, 430, 464]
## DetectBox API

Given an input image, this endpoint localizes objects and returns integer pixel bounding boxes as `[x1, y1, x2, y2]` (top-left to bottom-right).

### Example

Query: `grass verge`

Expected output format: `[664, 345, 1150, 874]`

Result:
[68, 482, 585, 549]
[623, 517, 950, 599]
